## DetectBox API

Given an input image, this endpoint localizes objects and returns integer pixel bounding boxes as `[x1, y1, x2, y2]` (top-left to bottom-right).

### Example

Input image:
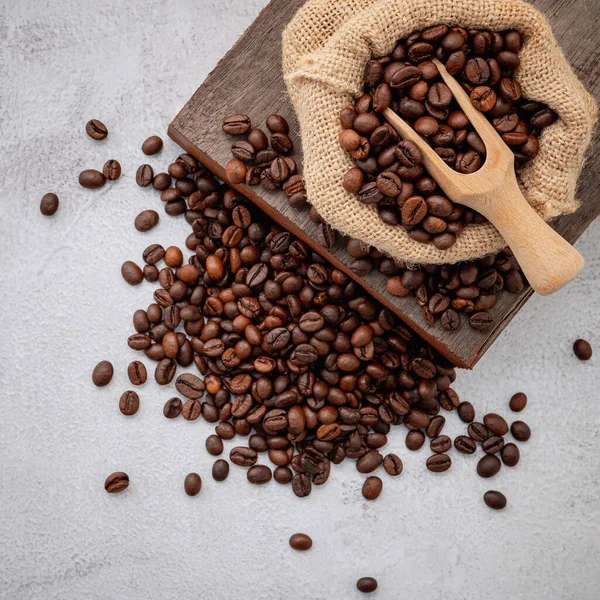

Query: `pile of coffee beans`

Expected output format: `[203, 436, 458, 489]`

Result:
[339, 25, 557, 248]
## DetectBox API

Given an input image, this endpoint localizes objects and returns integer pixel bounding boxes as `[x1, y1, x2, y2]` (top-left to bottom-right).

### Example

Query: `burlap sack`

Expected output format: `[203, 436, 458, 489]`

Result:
[282, 0, 597, 265]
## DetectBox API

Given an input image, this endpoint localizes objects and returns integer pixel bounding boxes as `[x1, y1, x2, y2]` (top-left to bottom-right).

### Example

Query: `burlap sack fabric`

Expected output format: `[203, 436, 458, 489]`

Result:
[282, 0, 597, 265]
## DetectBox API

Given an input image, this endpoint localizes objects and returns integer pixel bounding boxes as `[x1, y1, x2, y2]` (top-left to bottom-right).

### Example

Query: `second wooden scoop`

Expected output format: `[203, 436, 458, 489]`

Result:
[384, 59, 584, 296]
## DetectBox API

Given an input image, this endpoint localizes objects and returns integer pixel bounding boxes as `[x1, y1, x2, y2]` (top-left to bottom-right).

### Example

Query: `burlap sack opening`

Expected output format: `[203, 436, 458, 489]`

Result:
[282, 0, 597, 265]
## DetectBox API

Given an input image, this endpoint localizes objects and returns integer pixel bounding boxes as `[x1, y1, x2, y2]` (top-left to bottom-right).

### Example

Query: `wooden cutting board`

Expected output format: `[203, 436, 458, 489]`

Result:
[169, 0, 600, 368]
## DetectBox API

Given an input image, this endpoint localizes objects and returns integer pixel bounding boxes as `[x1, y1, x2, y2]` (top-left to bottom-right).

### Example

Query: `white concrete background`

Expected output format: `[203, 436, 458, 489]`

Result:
[0, 1, 599, 598]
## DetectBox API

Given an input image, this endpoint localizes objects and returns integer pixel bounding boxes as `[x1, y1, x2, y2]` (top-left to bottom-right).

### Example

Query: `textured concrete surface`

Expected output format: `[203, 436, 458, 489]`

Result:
[0, 1, 599, 599]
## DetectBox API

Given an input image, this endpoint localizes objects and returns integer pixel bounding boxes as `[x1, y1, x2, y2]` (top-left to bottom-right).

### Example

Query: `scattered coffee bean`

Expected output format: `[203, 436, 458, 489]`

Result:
[454, 435, 476, 454]
[103, 159, 121, 181]
[509, 392, 527, 412]
[247, 465, 272, 485]
[477, 454, 501, 478]
[426, 454, 451, 472]
[119, 391, 140, 416]
[206, 435, 224, 456]
[142, 135, 163, 155]
[467, 422, 489, 443]
[163, 397, 182, 419]
[212, 459, 230, 481]
[184, 472, 202, 496]
[40, 193, 59, 216]
[223, 114, 252, 136]
[501, 443, 520, 467]
[484, 490, 507, 510]
[127, 361, 147, 385]
[383, 454, 403, 476]
[86, 119, 108, 140]
[356, 577, 378, 594]
[362, 476, 383, 500]
[92, 360, 114, 387]
[79, 169, 106, 189]
[134, 210, 159, 232]
[484, 413, 509, 436]
[457, 401, 475, 423]
[182, 399, 201, 420]
[121, 261, 144, 285]
[104, 471, 129, 493]
[136, 164, 154, 187]
[510, 420, 531, 442]
[430, 435, 452, 453]
[573, 339, 592, 361]
[406, 430, 426, 451]
[289, 533, 312, 551]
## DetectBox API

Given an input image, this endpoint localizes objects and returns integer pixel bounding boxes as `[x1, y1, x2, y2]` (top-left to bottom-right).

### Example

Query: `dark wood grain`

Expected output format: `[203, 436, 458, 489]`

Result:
[169, 0, 600, 368]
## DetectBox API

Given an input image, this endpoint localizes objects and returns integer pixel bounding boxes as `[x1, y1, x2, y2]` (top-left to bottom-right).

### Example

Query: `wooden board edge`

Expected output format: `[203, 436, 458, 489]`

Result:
[168, 123, 476, 369]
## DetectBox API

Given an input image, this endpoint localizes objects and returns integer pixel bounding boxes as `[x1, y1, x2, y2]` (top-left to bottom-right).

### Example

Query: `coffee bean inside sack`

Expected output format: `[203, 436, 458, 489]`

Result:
[339, 25, 557, 250]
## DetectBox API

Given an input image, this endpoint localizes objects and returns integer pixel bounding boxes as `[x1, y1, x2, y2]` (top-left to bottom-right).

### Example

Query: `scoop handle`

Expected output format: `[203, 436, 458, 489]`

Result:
[477, 172, 583, 296]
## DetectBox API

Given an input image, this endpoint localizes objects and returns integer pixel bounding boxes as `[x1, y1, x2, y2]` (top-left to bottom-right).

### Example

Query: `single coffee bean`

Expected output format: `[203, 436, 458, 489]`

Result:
[510, 420, 531, 442]
[477, 454, 501, 478]
[127, 361, 147, 386]
[135, 210, 159, 232]
[406, 430, 425, 451]
[136, 164, 154, 187]
[103, 159, 121, 181]
[184, 472, 202, 496]
[230, 446, 258, 467]
[119, 390, 140, 416]
[362, 476, 383, 500]
[356, 577, 378, 594]
[206, 434, 224, 456]
[266, 114, 289, 134]
[289, 533, 312, 551]
[182, 399, 201, 420]
[155, 358, 176, 385]
[573, 339, 592, 361]
[356, 451, 383, 473]
[509, 392, 527, 412]
[457, 401, 475, 423]
[482, 435, 505, 455]
[501, 442, 520, 467]
[484, 490, 507, 510]
[163, 397, 182, 419]
[454, 435, 476, 454]
[40, 193, 59, 216]
[79, 169, 106, 189]
[104, 472, 129, 493]
[470, 86, 497, 112]
[484, 413, 509, 436]
[86, 119, 108, 140]
[468, 422, 489, 443]
[212, 459, 230, 481]
[271, 133, 294, 155]
[430, 435, 452, 453]
[175, 373, 205, 399]
[382, 453, 403, 476]
[426, 454, 451, 472]
[142, 135, 163, 155]
[292, 473, 312, 497]
[223, 114, 252, 135]
[92, 360, 114, 387]
[121, 261, 143, 285]
[274, 466, 293, 484]
[247, 465, 272, 485]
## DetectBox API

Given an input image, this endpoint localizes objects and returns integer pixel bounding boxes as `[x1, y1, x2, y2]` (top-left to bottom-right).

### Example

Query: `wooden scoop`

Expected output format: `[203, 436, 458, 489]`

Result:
[384, 59, 583, 296]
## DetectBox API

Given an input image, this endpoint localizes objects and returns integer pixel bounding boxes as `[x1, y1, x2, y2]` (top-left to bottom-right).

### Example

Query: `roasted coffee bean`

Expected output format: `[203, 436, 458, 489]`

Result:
[86, 119, 108, 140]
[383, 453, 403, 476]
[182, 399, 201, 420]
[79, 169, 106, 189]
[266, 114, 289, 134]
[289, 533, 312, 551]
[511, 420, 531, 442]
[163, 397, 182, 419]
[430, 435, 451, 453]
[127, 361, 147, 385]
[509, 392, 527, 412]
[119, 391, 139, 416]
[482, 435, 505, 454]
[573, 339, 592, 361]
[292, 473, 312, 497]
[468, 422, 489, 443]
[356, 450, 383, 473]
[223, 114, 252, 135]
[356, 577, 378, 594]
[362, 476, 383, 500]
[274, 466, 293, 484]
[484, 413, 509, 436]
[212, 459, 230, 481]
[477, 454, 501, 478]
[426, 415, 445, 438]
[104, 472, 129, 493]
[184, 472, 202, 496]
[501, 442, 520, 467]
[135, 210, 159, 232]
[457, 401, 475, 423]
[175, 373, 205, 399]
[103, 159, 121, 181]
[140, 135, 163, 155]
[406, 430, 425, 451]
[92, 360, 114, 387]
[121, 261, 143, 285]
[454, 435, 476, 454]
[484, 490, 507, 510]
[136, 164, 154, 187]
[230, 446, 258, 467]
[155, 358, 176, 385]
[426, 454, 451, 472]
[247, 465, 272, 485]
[40, 192, 59, 216]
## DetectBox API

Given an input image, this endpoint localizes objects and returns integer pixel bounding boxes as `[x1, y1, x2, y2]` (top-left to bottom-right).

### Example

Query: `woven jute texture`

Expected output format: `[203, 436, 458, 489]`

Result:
[282, 0, 597, 265]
